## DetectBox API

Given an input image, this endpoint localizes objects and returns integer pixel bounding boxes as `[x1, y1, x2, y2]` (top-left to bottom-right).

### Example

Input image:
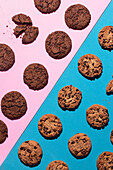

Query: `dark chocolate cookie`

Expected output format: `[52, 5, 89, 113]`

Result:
[12, 13, 32, 25]
[110, 130, 113, 144]
[0, 44, 15, 71]
[38, 114, 62, 139]
[78, 54, 103, 80]
[1, 91, 27, 120]
[98, 26, 113, 51]
[23, 63, 49, 90]
[45, 31, 72, 59]
[106, 80, 113, 95]
[0, 120, 8, 144]
[68, 133, 91, 159]
[97, 151, 113, 170]
[65, 4, 91, 30]
[18, 140, 43, 167]
[86, 104, 109, 129]
[34, 0, 61, 14]
[22, 26, 39, 44]
[46, 160, 69, 170]
[13, 25, 27, 38]
[58, 85, 82, 110]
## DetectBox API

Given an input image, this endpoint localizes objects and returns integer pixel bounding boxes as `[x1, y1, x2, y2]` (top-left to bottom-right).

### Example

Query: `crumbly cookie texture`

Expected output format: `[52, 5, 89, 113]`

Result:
[12, 13, 32, 25]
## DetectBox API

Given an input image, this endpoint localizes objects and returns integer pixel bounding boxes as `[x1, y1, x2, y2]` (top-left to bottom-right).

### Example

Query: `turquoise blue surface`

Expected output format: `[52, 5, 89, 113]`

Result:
[1, 1, 113, 170]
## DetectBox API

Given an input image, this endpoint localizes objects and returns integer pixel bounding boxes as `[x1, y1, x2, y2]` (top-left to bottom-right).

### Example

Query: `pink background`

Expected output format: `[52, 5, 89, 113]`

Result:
[0, 0, 111, 166]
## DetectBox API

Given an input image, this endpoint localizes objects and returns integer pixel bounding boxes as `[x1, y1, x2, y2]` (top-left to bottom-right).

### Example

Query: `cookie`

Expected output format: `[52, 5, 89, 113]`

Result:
[68, 133, 91, 159]
[1, 91, 27, 120]
[58, 85, 82, 110]
[65, 4, 91, 30]
[98, 26, 113, 51]
[106, 80, 113, 95]
[38, 114, 62, 139]
[23, 63, 49, 90]
[13, 25, 27, 38]
[18, 140, 42, 167]
[0, 44, 15, 71]
[110, 130, 113, 144]
[97, 151, 113, 170]
[78, 54, 103, 80]
[34, 0, 61, 14]
[46, 160, 69, 170]
[45, 31, 72, 59]
[86, 104, 109, 129]
[0, 120, 8, 144]
[22, 26, 39, 44]
[12, 13, 32, 25]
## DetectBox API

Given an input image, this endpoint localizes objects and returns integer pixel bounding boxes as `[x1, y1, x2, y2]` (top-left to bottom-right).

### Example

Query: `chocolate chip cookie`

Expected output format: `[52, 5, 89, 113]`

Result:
[110, 130, 113, 144]
[65, 4, 91, 30]
[58, 85, 82, 110]
[46, 160, 69, 170]
[45, 31, 72, 59]
[18, 140, 43, 167]
[23, 63, 49, 90]
[86, 104, 109, 129]
[106, 80, 113, 95]
[13, 25, 27, 38]
[0, 44, 15, 71]
[1, 91, 27, 120]
[97, 151, 113, 170]
[12, 13, 32, 25]
[98, 26, 113, 51]
[38, 114, 62, 139]
[34, 0, 61, 14]
[68, 133, 91, 159]
[78, 54, 103, 80]
[0, 120, 8, 144]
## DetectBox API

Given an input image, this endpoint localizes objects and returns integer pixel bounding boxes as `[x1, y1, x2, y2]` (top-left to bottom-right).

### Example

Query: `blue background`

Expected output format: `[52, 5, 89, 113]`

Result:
[1, 1, 113, 170]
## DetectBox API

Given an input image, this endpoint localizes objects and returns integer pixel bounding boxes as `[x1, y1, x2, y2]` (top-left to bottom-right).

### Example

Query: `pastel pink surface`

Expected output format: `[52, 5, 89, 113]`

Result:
[0, 0, 111, 166]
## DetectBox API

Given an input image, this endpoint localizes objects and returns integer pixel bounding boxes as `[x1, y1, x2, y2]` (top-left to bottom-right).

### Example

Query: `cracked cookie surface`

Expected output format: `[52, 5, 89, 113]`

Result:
[1, 91, 27, 120]
[38, 114, 62, 139]
[34, 0, 61, 14]
[0, 120, 8, 144]
[12, 13, 32, 25]
[68, 133, 91, 159]
[18, 140, 42, 167]
[13, 25, 27, 38]
[106, 80, 113, 95]
[58, 85, 82, 110]
[45, 31, 72, 59]
[46, 160, 69, 170]
[65, 4, 91, 30]
[78, 54, 102, 80]
[86, 104, 109, 129]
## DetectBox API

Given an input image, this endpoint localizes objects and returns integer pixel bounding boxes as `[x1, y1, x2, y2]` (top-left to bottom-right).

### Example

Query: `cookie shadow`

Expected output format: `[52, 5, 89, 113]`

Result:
[39, 129, 63, 140]
[18, 157, 42, 168]
[88, 122, 109, 130]
[79, 71, 102, 81]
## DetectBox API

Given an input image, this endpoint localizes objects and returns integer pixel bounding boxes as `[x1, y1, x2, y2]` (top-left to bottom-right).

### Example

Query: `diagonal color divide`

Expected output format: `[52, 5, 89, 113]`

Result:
[0, 0, 111, 166]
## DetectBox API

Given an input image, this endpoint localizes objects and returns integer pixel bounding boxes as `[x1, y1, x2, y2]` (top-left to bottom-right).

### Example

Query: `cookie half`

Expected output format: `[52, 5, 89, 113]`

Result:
[1, 91, 27, 120]
[23, 63, 49, 90]
[97, 151, 113, 170]
[13, 25, 27, 38]
[98, 26, 113, 51]
[78, 54, 103, 80]
[68, 133, 91, 159]
[45, 31, 72, 59]
[34, 0, 61, 14]
[12, 13, 32, 25]
[46, 160, 69, 170]
[0, 120, 8, 144]
[65, 4, 91, 30]
[38, 114, 62, 139]
[18, 140, 43, 167]
[106, 80, 113, 95]
[0, 44, 15, 71]
[58, 85, 82, 110]
[86, 104, 109, 129]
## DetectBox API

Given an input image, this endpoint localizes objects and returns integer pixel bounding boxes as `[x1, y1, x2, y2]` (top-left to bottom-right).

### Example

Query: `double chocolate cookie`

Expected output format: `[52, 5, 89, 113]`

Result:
[106, 80, 113, 95]
[0, 120, 8, 144]
[65, 4, 91, 30]
[45, 31, 72, 59]
[68, 133, 91, 159]
[38, 114, 62, 139]
[12, 14, 32, 25]
[23, 63, 49, 90]
[1, 91, 27, 120]
[86, 104, 109, 129]
[78, 54, 103, 80]
[58, 85, 82, 110]
[0, 44, 15, 71]
[46, 160, 69, 170]
[18, 140, 43, 167]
